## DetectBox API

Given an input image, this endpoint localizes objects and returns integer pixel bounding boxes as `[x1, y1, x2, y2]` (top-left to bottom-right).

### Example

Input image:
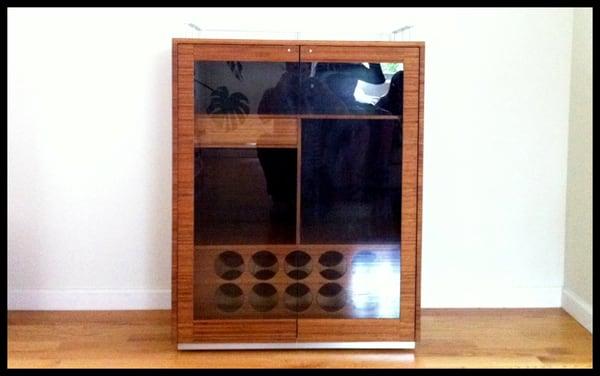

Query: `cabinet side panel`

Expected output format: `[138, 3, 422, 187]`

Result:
[415, 45, 425, 341]
[171, 40, 178, 343]
[176, 44, 195, 342]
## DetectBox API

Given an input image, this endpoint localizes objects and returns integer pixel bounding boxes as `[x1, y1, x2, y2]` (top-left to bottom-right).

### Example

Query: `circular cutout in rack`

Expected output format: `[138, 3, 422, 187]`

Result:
[249, 251, 278, 280]
[317, 283, 346, 312]
[215, 283, 244, 313]
[249, 283, 278, 312]
[318, 251, 346, 280]
[284, 250, 312, 280]
[283, 283, 312, 312]
[214, 251, 244, 280]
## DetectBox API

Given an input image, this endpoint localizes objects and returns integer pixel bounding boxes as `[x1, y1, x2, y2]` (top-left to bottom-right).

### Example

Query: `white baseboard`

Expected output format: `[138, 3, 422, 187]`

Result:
[7, 289, 171, 310]
[421, 286, 562, 308]
[561, 288, 592, 333]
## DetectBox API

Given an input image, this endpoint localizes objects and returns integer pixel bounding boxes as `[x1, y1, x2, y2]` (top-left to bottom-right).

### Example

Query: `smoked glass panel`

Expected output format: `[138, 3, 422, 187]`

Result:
[193, 58, 302, 321]
[300, 119, 402, 244]
[192, 58, 404, 321]
[195, 61, 307, 115]
[195, 148, 296, 245]
[297, 60, 404, 319]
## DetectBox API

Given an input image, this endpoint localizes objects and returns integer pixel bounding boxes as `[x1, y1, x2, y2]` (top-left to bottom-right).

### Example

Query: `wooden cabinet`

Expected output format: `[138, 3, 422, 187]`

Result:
[172, 39, 424, 349]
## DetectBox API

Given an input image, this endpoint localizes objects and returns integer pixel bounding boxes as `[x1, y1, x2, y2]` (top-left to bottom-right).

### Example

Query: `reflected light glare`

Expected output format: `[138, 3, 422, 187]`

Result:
[353, 85, 379, 105]
[350, 251, 400, 318]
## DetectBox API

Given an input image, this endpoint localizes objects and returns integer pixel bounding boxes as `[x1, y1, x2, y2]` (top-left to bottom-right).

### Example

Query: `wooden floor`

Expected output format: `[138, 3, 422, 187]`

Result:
[7, 309, 592, 368]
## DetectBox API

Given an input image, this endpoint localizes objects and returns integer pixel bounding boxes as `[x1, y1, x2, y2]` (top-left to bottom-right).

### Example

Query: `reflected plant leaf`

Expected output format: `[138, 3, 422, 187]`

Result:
[206, 86, 250, 130]
[226, 61, 244, 81]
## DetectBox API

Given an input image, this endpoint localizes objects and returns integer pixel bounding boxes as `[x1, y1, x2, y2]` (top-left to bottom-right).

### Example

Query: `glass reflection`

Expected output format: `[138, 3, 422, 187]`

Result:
[349, 249, 400, 318]
[194, 61, 403, 116]
[195, 61, 305, 115]
[304, 62, 403, 115]
[258, 62, 311, 114]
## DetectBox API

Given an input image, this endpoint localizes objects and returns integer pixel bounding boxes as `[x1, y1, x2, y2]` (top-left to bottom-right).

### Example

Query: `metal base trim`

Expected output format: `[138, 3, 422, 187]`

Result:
[178, 341, 416, 350]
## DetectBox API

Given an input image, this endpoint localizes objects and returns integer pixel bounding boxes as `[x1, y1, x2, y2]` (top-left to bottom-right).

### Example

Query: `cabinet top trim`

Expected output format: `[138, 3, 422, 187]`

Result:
[173, 38, 424, 48]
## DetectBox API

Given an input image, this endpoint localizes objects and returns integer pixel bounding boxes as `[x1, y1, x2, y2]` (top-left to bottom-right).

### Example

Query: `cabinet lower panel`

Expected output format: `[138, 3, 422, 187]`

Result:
[178, 341, 416, 350]
[194, 244, 400, 320]
[192, 319, 296, 342]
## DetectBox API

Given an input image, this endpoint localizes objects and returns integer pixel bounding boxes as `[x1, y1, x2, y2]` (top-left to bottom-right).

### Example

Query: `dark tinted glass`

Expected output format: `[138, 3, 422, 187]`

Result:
[193, 58, 404, 321]
[195, 148, 297, 245]
[195, 61, 306, 115]
[301, 119, 402, 243]
[194, 61, 403, 116]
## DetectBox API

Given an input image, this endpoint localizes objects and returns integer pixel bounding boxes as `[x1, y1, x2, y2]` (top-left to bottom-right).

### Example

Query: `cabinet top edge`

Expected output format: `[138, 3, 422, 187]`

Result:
[172, 38, 425, 48]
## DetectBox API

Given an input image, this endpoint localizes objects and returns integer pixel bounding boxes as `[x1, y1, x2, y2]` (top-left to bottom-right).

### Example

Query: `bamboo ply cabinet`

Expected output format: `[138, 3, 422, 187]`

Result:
[172, 39, 425, 349]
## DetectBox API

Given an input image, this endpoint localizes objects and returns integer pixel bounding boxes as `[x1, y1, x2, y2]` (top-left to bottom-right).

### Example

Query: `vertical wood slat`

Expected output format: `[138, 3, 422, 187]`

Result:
[402, 57, 420, 124]
[171, 39, 178, 344]
[388, 47, 422, 341]
[176, 44, 195, 342]
[415, 44, 425, 341]
[400, 121, 419, 341]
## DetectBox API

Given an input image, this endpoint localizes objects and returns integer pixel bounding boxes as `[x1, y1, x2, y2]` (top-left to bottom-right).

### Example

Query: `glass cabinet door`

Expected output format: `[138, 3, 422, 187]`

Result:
[192, 45, 301, 339]
[299, 64, 403, 318]
[294, 45, 420, 341]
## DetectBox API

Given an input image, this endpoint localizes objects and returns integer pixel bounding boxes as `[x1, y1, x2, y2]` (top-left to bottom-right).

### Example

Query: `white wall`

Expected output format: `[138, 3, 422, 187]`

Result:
[8, 8, 575, 309]
[562, 8, 593, 332]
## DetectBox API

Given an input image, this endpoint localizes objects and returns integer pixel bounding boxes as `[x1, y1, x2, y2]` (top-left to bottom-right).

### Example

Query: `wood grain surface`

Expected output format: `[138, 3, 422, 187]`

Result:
[415, 43, 425, 341]
[174, 43, 195, 343]
[174, 38, 425, 48]
[7, 309, 592, 368]
[195, 115, 298, 148]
